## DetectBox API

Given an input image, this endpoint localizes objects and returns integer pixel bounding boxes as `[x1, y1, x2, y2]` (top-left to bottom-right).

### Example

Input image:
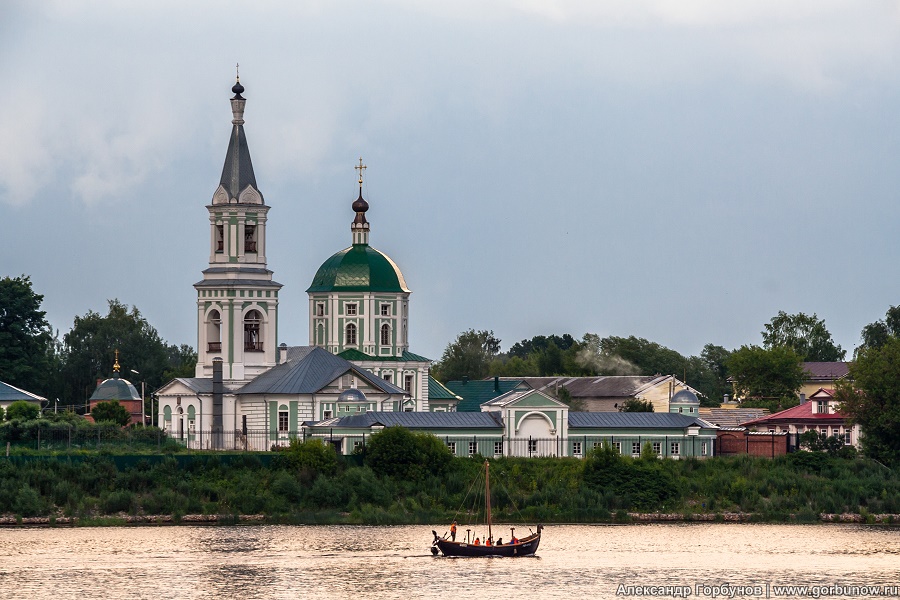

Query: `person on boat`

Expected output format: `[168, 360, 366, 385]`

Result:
[510, 535, 518, 544]
[450, 520, 457, 542]
[497, 538, 503, 546]
[485, 538, 492, 547]
[474, 538, 480, 546]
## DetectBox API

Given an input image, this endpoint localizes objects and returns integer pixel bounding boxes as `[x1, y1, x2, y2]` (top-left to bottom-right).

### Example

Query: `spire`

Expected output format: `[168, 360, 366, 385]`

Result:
[218, 67, 262, 204]
[351, 157, 370, 245]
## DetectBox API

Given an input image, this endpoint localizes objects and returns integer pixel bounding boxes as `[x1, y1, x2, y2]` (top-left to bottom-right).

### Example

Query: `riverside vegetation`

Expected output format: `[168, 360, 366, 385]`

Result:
[1, 426, 899, 525]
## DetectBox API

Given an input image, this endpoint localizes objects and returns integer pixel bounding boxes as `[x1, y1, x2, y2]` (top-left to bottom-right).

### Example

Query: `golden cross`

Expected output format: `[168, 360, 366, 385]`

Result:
[236, 62, 240, 82]
[355, 157, 367, 187]
[114, 349, 120, 372]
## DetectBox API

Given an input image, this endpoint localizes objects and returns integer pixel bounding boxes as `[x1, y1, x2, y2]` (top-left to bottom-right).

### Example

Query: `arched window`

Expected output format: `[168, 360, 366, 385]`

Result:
[346, 323, 357, 346]
[381, 323, 391, 346]
[208, 309, 221, 352]
[245, 310, 262, 351]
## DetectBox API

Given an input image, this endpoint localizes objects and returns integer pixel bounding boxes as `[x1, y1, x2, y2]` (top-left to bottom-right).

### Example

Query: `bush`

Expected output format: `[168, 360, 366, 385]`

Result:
[91, 401, 131, 426]
[364, 427, 451, 482]
[6, 401, 39, 421]
[280, 438, 340, 481]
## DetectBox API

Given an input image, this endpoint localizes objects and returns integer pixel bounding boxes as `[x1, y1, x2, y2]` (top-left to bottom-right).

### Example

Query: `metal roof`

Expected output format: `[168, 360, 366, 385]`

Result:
[170, 378, 215, 395]
[237, 346, 406, 396]
[444, 379, 529, 412]
[567, 412, 713, 430]
[497, 375, 701, 399]
[307, 244, 410, 293]
[316, 411, 504, 430]
[219, 118, 262, 203]
[699, 407, 770, 428]
[338, 348, 431, 363]
[428, 376, 461, 401]
[0, 381, 46, 404]
[89, 375, 141, 402]
[803, 362, 849, 381]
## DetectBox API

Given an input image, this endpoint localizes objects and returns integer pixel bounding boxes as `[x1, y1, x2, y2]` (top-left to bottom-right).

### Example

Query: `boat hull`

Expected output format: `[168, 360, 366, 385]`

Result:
[434, 533, 540, 557]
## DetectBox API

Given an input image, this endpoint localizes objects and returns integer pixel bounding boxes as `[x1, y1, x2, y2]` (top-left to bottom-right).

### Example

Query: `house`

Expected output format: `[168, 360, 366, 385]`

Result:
[306, 387, 718, 458]
[86, 354, 144, 425]
[0, 380, 45, 414]
[739, 388, 860, 448]
[799, 362, 849, 400]
[448, 375, 701, 413]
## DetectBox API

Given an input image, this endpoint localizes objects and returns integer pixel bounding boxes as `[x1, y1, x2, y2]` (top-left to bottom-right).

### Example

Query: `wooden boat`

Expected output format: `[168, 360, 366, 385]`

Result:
[431, 460, 542, 557]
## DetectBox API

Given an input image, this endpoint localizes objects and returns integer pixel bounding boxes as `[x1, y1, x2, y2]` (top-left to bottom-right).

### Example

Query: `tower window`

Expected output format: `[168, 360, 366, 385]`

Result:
[316, 303, 325, 317]
[380, 323, 391, 346]
[380, 304, 390, 316]
[346, 303, 357, 316]
[244, 310, 262, 351]
[404, 374, 414, 394]
[216, 225, 224, 253]
[244, 225, 257, 253]
[207, 309, 222, 352]
[345, 323, 357, 345]
[383, 373, 392, 383]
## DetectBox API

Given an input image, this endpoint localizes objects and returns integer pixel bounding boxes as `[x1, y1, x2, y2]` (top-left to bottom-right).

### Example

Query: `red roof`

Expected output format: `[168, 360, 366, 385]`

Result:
[741, 400, 848, 426]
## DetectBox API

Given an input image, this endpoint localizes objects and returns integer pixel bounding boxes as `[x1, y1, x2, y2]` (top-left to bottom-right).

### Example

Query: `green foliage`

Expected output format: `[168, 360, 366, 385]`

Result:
[433, 329, 501, 381]
[582, 443, 676, 509]
[727, 345, 804, 411]
[60, 299, 192, 409]
[91, 401, 131, 426]
[280, 438, 340, 481]
[619, 399, 654, 412]
[799, 431, 846, 455]
[837, 338, 900, 466]
[762, 310, 845, 361]
[364, 426, 451, 481]
[6, 400, 39, 421]
[860, 305, 900, 350]
[0, 275, 54, 395]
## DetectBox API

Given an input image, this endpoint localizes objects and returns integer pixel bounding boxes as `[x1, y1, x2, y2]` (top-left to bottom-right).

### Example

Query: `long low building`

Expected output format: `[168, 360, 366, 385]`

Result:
[306, 388, 718, 458]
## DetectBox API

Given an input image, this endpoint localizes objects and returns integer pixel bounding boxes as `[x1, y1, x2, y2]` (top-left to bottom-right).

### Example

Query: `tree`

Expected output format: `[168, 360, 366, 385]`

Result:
[0, 275, 54, 394]
[860, 306, 900, 350]
[364, 426, 452, 481]
[618, 398, 654, 412]
[835, 337, 900, 466]
[280, 438, 339, 481]
[60, 300, 174, 409]
[508, 334, 575, 359]
[91, 400, 131, 426]
[726, 345, 805, 412]
[432, 329, 501, 381]
[761, 311, 845, 361]
[5, 400, 39, 421]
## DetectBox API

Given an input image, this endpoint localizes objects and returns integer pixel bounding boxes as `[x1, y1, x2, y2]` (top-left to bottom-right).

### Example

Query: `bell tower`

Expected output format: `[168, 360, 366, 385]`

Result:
[194, 71, 282, 382]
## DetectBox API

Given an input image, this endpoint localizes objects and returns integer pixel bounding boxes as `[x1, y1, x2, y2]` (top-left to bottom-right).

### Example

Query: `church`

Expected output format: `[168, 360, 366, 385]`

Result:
[154, 76, 719, 458]
[155, 76, 441, 450]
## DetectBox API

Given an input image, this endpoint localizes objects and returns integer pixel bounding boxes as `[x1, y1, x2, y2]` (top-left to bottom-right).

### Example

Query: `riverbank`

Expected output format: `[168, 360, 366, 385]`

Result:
[2, 511, 898, 526]
[1, 446, 898, 525]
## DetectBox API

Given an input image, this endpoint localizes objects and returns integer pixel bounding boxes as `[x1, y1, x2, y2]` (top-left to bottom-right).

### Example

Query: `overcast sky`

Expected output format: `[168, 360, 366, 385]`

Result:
[3, 1, 900, 363]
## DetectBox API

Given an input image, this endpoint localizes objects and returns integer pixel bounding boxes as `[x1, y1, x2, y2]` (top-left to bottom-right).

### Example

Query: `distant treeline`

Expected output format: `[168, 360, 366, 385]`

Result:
[2, 437, 899, 524]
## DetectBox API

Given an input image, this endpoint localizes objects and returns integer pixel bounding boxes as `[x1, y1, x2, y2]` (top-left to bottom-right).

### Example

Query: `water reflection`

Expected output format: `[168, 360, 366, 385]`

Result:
[0, 524, 898, 599]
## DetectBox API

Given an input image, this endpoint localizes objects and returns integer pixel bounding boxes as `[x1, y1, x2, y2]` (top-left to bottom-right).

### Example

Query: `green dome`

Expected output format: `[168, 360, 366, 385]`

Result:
[307, 244, 410, 293]
[89, 374, 141, 402]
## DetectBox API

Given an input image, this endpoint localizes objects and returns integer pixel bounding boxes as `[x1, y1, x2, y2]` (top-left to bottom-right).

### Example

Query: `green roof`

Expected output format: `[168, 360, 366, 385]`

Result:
[338, 348, 431, 363]
[307, 244, 410, 293]
[428, 376, 462, 401]
[89, 375, 141, 402]
[443, 379, 526, 412]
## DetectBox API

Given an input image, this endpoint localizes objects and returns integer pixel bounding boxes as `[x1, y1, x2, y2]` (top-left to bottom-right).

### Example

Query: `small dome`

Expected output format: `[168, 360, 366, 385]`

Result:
[352, 191, 369, 214]
[232, 80, 245, 98]
[307, 245, 410, 293]
[671, 389, 699, 404]
[338, 388, 367, 403]
[89, 375, 141, 402]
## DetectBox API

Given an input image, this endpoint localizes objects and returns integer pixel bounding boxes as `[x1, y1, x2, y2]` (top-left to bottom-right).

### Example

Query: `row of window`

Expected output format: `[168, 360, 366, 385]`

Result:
[343, 323, 395, 346]
[206, 309, 265, 352]
[214, 224, 258, 254]
[316, 303, 395, 317]
[444, 440, 710, 457]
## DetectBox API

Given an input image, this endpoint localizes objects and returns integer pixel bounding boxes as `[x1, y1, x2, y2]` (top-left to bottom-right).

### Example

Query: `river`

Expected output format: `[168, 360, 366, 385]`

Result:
[2, 523, 898, 599]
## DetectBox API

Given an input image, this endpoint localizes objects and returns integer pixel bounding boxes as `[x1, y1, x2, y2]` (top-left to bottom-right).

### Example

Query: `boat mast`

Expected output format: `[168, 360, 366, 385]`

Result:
[485, 460, 492, 542]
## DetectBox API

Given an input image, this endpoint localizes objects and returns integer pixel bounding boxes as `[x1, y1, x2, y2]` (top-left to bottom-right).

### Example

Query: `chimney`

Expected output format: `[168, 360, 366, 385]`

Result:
[212, 358, 224, 448]
[799, 393, 807, 405]
[494, 375, 500, 393]
[279, 343, 288, 364]
[462, 376, 468, 385]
